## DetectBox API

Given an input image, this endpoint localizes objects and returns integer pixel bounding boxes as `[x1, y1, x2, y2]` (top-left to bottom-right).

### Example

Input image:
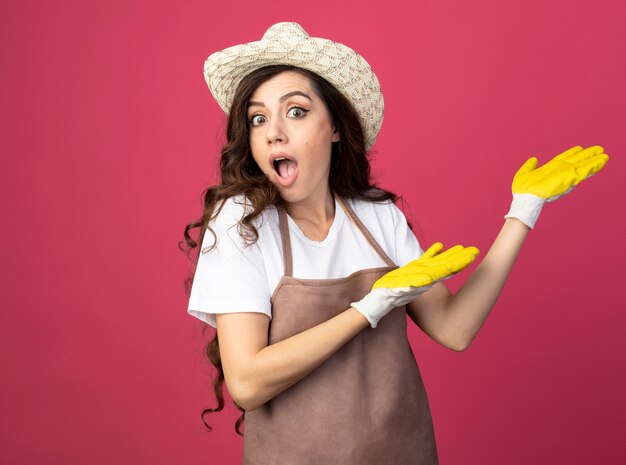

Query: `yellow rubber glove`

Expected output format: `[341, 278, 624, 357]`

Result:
[504, 145, 609, 229]
[351, 242, 480, 328]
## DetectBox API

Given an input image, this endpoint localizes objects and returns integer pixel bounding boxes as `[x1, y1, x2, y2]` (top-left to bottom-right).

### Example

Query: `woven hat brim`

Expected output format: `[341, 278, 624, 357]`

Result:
[203, 25, 384, 151]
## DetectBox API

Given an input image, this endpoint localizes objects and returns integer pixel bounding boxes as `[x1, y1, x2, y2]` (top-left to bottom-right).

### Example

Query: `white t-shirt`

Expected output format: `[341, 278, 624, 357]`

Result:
[187, 194, 425, 328]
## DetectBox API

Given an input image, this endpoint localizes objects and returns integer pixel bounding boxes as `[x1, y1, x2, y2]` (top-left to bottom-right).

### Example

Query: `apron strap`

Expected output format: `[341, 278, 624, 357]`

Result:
[276, 203, 294, 277]
[335, 193, 396, 267]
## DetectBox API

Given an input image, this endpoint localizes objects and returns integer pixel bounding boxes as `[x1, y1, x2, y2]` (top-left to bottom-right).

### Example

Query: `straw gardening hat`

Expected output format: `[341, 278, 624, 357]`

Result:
[203, 22, 384, 151]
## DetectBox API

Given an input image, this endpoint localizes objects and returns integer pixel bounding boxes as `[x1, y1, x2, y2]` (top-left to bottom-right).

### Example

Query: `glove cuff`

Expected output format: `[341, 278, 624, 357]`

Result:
[504, 193, 545, 229]
[350, 289, 393, 329]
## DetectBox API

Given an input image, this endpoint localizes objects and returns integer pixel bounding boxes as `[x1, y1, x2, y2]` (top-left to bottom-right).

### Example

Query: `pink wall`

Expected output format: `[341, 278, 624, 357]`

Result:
[1, 0, 624, 464]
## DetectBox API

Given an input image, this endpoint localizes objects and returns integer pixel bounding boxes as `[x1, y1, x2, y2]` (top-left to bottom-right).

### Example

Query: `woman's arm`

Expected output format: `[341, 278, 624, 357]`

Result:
[407, 217, 530, 351]
[221, 217, 529, 410]
[407, 146, 607, 350]
[216, 307, 370, 412]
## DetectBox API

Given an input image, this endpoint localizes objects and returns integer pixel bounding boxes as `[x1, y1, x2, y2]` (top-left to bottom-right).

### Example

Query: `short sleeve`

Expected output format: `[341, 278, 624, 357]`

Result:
[187, 197, 272, 328]
[389, 201, 425, 267]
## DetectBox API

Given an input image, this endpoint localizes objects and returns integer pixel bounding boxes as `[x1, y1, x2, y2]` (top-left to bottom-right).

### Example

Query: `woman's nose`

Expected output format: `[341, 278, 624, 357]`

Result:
[265, 117, 287, 144]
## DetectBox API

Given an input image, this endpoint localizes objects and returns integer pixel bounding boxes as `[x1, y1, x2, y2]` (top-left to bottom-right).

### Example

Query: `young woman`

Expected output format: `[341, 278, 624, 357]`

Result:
[181, 22, 608, 465]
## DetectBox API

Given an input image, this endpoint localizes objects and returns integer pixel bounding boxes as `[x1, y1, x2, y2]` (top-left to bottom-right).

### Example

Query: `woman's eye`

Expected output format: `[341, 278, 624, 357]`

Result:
[250, 115, 266, 126]
[249, 107, 308, 127]
[287, 107, 309, 118]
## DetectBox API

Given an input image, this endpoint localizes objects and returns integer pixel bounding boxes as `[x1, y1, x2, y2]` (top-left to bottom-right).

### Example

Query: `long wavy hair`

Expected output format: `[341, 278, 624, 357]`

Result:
[179, 64, 416, 436]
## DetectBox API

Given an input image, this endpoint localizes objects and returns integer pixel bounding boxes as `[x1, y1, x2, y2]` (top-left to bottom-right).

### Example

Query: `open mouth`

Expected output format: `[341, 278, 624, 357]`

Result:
[272, 157, 299, 186]
[273, 157, 298, 179]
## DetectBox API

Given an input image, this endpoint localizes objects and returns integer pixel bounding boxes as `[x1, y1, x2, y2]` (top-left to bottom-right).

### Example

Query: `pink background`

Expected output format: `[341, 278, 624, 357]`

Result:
[1, 0, 625, 464]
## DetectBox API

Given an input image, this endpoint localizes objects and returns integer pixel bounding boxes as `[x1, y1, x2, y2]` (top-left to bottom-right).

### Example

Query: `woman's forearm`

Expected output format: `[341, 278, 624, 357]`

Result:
[442, 217, 530, 350]
[243, 307, 370, 411]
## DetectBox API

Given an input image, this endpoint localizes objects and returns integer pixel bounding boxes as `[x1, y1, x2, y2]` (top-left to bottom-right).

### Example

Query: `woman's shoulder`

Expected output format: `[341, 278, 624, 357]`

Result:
[210, 194, 276, 231]
[345, 192, 412, 232]
[202, 194, 275, 252]
[345, 192, 396, 217]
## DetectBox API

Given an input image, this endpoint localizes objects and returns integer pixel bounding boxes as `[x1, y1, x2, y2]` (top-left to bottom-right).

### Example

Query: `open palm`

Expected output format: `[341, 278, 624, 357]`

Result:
[373, 242, 480, 290]
[511, 145, 609, 202]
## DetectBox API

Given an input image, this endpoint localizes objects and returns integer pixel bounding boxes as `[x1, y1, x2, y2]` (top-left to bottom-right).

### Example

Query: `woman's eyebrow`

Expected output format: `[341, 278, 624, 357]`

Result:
[248, 91, 313, 108]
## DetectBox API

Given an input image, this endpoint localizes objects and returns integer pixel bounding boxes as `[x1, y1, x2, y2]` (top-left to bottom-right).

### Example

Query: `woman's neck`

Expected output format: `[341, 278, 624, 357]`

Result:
[284, 188, 336, 230]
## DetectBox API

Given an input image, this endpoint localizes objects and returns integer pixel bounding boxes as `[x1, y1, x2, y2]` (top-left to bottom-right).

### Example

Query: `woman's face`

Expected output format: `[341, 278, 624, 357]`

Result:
[247, 70, 340, 203]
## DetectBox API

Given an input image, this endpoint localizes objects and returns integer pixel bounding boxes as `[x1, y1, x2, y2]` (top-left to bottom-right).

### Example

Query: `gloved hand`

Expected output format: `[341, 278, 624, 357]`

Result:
[351, 242, 480, 328]
[504, 145, 609, 229]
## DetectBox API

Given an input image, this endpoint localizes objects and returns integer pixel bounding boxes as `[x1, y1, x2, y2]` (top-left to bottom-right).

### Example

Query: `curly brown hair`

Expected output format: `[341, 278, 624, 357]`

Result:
[179, 64, 415, 436]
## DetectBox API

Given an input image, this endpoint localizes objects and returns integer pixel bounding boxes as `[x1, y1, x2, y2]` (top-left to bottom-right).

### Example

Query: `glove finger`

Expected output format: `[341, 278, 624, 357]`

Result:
[376, 253, 469, 286]
[373, 272, 433, 290]
[418, 244, 466, 265]
[419, 244, 478, 267]
[568, 154, 607, 187]
[553, 145, 584, 161]
[420, 242, 444, 259]
[424, 248, 478, 277]
[404, 245, 478, 273]
[572, 161, 597, 185]
[568, 145, 605, 165]
[403, 245, 465, 268]
[515, 157, 538, 177]
[445, 248, 480, 273]
[585, 156, 609, 180]
[575, 153, 609, 183]
[414, 248, 479, 281]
